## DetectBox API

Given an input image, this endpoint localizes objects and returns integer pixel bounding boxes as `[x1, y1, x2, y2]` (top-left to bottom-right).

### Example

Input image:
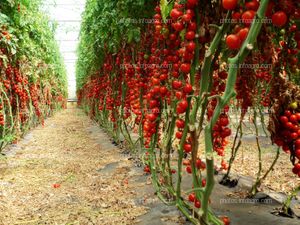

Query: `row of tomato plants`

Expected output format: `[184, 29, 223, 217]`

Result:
[0, 0, 67, 151]
[77, 0, 300, 224]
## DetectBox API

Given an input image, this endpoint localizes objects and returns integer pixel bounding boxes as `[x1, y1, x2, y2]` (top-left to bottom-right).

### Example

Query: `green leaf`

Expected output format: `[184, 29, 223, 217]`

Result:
[160, 0, 174, 23]
[0, 13, 10, 24]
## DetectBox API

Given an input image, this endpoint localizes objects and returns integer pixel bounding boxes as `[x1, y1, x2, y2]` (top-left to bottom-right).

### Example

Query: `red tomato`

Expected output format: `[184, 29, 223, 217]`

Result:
[245, 0, 259, 11]
[176, 131, 183, 139]
[186, 41, 196, 52]
[185, 31, 195, 40]
[173, 22, 184, 31]
[175, 91, 183, 100]
[53, 183, 61, 188]
[147, 113, 157, 121]
[177, 100, 188, 114]
[188, 193, 195, 202]
[226, 34, 241, 49]
[222, 0, 238, 10]
[184, 143, 192, 153]
[176, 119, 185, 128]
[219, 117, 229, 126]
[183, 83, 193, 94]
[237, 27, 249, 41]
[290, 114, 298, 123]
[186, 166, 192, 173]
[172, 80, 182, 89]
[202, 179, 206, 187]
[272, 11, 288, 27]
[280, 116, 289, 124]
[290, 132, 298, 140]
[194, 200, 201, 208]
[182, 13, 192, 22]
[180, 63, 191, 73]
[170, 8, 183, 20]
[241, 10, 256, 26]
[221, 216, 231, 225]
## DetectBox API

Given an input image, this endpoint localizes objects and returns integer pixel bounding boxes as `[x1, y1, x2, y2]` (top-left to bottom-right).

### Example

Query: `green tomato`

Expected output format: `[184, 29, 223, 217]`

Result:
[290, 102, 298, 110]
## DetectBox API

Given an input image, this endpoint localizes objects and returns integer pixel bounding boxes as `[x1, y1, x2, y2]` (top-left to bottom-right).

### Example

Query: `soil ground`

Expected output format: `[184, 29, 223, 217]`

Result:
[0, 105, 299, 225]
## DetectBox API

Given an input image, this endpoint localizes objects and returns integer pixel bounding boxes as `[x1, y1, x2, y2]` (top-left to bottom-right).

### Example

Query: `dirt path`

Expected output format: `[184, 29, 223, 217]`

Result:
[2, 106, 298, 225]
[0, 106, 184, 225]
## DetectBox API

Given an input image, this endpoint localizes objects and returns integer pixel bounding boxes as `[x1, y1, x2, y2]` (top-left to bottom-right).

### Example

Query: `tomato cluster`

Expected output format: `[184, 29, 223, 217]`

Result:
[0, 103, 4, 127]
[77, 0, 300, 224]
[274, 108, 300, 177]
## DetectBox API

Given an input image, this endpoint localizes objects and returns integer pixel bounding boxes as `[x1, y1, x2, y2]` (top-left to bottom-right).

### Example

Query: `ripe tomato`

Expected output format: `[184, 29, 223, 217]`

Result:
[172, 80, 182, 89]
[160, 86, 168, 96]
[222, 0, 238, 10]
[289, 114, 298, 123]
[202, 179, 206, 187]
[237, 27, 249, 41]
[147, 113, 157, 121]
[188, 193, 195, 202]
[180, 63, 191, 73]
[170, 8, 183, 20]
[188, 22, 197, 31]
[290, 132, 298, 140]
[177, 100, 188, 114]
[186, 41, 196, 52]
[175, 91, 183, 100]
[196, 159, 202, 169]
[292, 163, 300, 174]
[169, 33, 177, 41]
[183, 83, 193, 94]
[144, 165, 151, 173]
[185, 31, 195, 40]
[241, 10, 256, 26]
[182, 13, 192, 22]
[184, 143, 192, 153]
[173, 21, 184, 31]
[53, 183, 61, 188]
[176, 119, 185, 128]
[176, 131, 183, 139]
[226, 34, 241, 50]
[194, 200, 201, 208]
[272, 11, 288, 27]
[186, 166, 192, 173]
[245, 0, 259, 11]
[221, 216, 230, 225]
[219, 117, 229, 126]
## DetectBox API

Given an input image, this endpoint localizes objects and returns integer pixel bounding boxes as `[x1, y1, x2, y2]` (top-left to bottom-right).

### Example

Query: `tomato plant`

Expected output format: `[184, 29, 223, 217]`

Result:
[0, 0, 67, 150]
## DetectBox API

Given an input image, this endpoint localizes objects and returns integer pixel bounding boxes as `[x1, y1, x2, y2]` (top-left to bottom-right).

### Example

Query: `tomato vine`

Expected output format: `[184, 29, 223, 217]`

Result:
[0, 0, 67, 151]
